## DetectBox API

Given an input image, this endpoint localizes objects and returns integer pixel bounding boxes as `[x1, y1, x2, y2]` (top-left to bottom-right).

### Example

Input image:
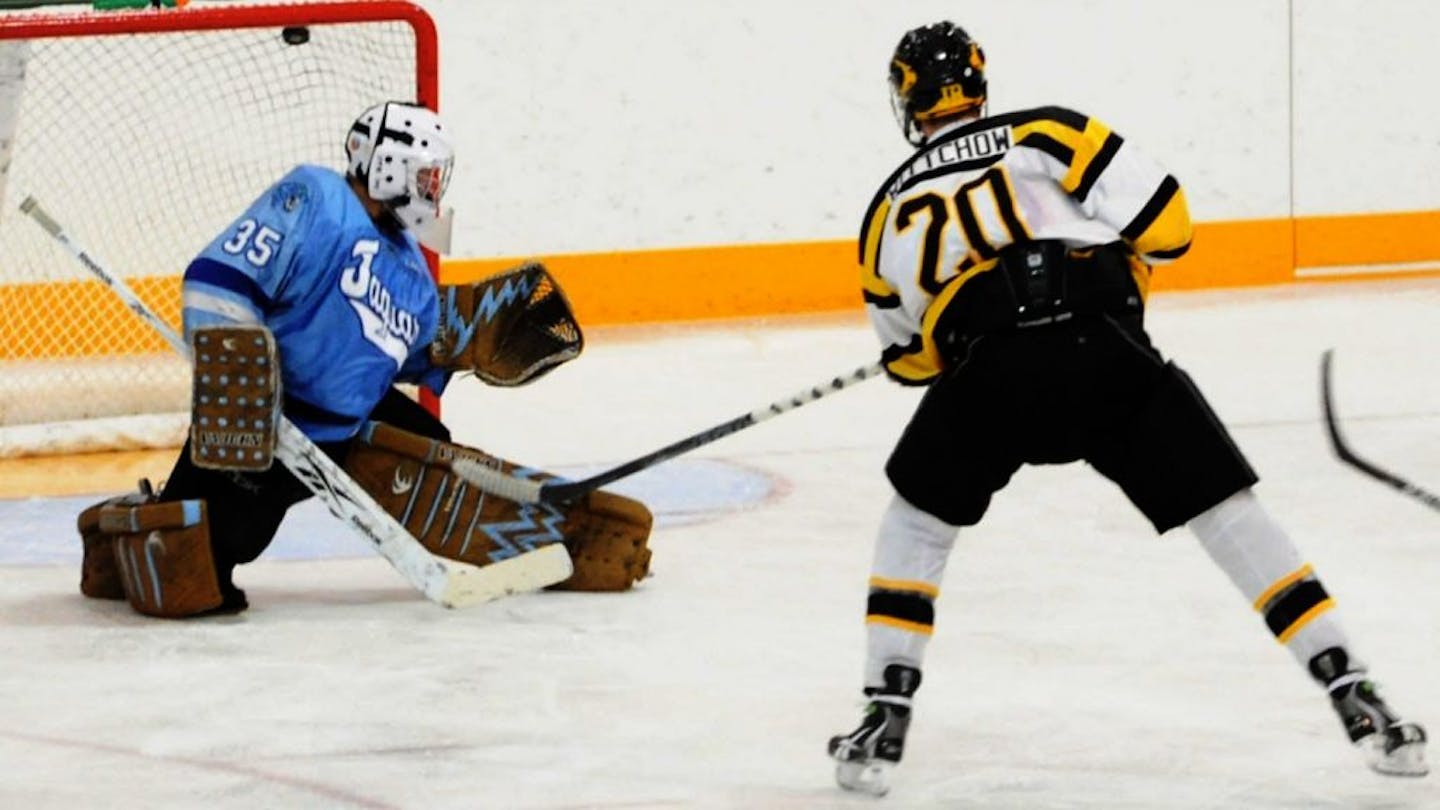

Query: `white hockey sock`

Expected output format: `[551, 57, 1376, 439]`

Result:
[1188, 488, 1350, 670]
[863, 493, 960, 688]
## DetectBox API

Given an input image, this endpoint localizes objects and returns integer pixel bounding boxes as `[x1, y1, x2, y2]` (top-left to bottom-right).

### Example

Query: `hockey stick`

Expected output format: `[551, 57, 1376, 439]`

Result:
[20, 195, 573, 606]
[1320, 349, 1440, 512]
[453, 362, 886, 504]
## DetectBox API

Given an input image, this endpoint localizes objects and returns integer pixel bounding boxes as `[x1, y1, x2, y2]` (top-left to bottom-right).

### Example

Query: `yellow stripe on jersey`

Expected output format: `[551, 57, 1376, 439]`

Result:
[868, 576, 941, 598]
[1129, 253, 1153, 303]
[1125, 179, 1194, 261]
[859, 195, 897, 299]
[878, 257, 998, 384]
[1012, 116, 1116, 198]
[882, 343, 940, 385]
[916, 258, 996, 355]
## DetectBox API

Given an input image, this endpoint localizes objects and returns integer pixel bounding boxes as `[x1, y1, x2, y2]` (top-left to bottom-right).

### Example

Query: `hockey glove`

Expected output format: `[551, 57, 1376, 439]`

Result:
[430, 261, 583, 386]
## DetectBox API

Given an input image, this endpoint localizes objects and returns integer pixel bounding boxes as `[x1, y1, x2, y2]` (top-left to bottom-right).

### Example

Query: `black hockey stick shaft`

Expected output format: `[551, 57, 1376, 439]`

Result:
[454, 362, 885, 503]
[1320, 349, 1440, 512]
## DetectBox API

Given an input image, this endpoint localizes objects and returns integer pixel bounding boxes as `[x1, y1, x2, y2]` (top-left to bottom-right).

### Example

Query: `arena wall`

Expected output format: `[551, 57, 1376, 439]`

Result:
[419, 0, 1440, 323]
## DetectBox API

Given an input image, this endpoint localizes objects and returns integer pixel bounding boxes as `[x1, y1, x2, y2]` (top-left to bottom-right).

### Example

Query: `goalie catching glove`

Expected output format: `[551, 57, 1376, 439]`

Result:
[431, 261, 583, 387]
[344, 421, 651, 591]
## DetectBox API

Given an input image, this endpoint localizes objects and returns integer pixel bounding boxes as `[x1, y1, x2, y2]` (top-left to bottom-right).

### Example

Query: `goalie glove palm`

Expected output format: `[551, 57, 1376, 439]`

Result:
[431, 261, 583, 386]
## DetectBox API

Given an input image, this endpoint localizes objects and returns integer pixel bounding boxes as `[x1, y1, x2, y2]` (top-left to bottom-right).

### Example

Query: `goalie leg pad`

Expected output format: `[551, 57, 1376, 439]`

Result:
[546, 489, 653, 592]
[190, 324, 281, 472]
[99, 500, 226, 619]
[75, 481, 159, 600]
[345, 422, 652, 591]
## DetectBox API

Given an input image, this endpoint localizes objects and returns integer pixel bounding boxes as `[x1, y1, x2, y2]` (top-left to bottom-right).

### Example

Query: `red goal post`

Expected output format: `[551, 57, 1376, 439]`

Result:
[0, 1, 439, 457]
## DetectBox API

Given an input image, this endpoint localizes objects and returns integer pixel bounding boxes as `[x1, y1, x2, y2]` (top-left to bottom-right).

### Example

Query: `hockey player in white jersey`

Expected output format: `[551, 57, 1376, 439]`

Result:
[827, 21, 1426, 794]
[75, 102, 652, 618]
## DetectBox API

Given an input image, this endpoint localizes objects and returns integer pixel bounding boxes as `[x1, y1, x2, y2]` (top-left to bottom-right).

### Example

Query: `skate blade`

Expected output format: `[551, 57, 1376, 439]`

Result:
[1368, 739, 1428, 777]
[835, 760, 892, 796]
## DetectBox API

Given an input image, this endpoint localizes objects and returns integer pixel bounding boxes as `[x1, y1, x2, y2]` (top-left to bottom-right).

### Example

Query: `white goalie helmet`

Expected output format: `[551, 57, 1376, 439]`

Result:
[345, 101, 455, 253]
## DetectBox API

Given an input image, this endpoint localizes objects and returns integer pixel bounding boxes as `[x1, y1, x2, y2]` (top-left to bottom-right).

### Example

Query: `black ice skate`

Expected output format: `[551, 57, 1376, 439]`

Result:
[1310, 647, 1428, 777]
[828, 664, 920, 796]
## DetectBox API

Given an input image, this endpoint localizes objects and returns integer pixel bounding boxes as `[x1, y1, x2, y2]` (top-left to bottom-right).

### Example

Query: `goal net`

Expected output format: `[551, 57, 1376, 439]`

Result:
[0, 1, 437, 457]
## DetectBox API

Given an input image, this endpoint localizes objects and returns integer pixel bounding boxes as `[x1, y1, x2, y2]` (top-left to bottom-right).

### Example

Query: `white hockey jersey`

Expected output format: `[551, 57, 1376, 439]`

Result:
[859, 106, 1193, 385]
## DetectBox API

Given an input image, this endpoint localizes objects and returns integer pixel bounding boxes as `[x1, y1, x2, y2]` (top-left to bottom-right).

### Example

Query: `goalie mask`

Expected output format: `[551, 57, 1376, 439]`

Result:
[890, 21, 987, 146]
[346, 101, 455, 253]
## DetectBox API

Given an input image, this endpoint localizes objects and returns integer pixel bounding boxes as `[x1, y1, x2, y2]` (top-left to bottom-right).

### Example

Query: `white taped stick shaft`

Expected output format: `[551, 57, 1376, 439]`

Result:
[452, 458, 545, 502]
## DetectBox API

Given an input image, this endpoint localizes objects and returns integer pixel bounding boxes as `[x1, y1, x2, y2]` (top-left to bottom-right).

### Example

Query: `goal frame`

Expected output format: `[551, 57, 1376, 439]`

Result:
[0, 1, 444, 435]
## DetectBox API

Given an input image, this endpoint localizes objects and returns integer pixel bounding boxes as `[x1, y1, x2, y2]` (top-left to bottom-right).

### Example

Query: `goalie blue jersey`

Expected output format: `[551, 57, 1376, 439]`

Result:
[181, 164, 447, 442]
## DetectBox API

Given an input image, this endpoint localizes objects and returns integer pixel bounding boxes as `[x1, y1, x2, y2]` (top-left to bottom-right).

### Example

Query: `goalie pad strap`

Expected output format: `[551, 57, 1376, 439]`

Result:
[345, 421, 652, 591]
[190, 324, 281, 471]
[97, 499, 202, 534]
[430, 262, 584, 387]
[100, 500, 225, 619]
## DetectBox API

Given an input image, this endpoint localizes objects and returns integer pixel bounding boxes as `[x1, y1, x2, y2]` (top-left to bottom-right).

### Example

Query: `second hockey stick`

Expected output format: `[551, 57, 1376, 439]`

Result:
[20, 195, 574, 606]
[1320, 349, 1440, 512]
[454, 362, 886, 504]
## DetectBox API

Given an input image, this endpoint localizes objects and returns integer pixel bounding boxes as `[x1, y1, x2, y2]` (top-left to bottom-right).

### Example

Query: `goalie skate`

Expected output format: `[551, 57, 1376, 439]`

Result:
[1311, 647, 1429, 777]
[828, 664, 920, 796]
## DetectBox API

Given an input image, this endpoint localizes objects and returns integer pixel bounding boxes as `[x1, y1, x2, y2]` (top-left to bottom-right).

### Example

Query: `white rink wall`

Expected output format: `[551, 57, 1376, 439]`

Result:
[416, 0, 1440, 258]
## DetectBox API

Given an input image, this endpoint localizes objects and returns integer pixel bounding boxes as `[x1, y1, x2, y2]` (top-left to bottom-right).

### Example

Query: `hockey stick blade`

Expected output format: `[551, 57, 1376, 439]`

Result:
[20, 195, 573, 606]
[1320, 349, 1440, 512]
[454, 362, 886, 504]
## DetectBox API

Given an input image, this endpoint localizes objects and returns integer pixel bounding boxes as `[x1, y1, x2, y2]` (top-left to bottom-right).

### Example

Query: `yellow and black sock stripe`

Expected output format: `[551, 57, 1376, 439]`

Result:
[1254, 564, 1334, 643]
[866, 576, 938, 635]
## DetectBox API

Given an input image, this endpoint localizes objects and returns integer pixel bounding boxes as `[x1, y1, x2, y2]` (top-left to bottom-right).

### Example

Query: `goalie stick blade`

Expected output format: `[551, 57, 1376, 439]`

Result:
[435, 543, 573, 607]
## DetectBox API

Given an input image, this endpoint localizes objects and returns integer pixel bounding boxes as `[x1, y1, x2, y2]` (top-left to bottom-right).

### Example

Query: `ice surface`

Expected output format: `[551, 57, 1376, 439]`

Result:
[1, 280, 1437, 809]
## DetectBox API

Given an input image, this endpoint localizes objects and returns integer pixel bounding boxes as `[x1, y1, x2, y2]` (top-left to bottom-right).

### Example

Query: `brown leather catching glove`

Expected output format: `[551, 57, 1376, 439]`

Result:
[430, 261, 583, 387]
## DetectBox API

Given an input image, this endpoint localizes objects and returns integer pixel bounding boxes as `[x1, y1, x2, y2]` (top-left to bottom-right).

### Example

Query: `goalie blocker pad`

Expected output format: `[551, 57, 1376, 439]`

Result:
[190, 324, 281, 471]
[344, 421, 652, 591]
[430, 261, 584, 387]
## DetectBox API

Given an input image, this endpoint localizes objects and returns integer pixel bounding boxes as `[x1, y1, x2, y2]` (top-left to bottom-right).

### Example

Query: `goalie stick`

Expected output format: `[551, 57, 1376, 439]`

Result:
[20, 195, 573, 606]
[1320, 349, 1440, 512]
[453, 362, 886, 504]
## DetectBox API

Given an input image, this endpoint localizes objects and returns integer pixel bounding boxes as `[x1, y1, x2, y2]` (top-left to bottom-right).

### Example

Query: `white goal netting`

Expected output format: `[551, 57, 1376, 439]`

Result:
[0, 1, 433, 457]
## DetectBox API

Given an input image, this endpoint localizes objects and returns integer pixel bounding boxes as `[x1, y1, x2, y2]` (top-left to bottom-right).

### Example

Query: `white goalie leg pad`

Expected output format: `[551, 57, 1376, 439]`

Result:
[864, 493, 959, 687]
[1188, 488, 1349, 665]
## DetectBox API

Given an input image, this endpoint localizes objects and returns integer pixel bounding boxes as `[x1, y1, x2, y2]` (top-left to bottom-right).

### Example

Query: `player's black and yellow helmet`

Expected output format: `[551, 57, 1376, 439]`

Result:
[889, 21, 987, 146]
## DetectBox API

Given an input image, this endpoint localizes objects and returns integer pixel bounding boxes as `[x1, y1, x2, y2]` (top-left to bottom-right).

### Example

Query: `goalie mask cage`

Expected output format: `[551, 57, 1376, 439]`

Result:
[0, 1, 437, 457]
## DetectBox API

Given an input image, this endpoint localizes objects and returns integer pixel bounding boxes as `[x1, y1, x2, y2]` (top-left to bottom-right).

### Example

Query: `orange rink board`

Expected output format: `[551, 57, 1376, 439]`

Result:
[444, 209, 1440, 322]
[3, 209, 1438, 359]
